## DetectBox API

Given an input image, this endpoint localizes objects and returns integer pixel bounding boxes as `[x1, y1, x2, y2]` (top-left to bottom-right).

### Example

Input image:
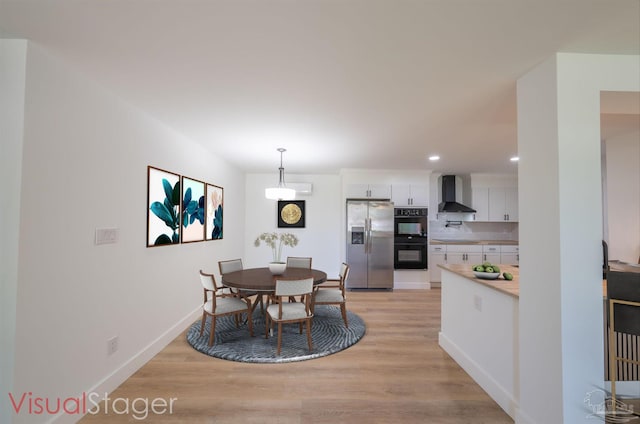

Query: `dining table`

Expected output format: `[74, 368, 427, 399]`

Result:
[221, 267, 327, 292]
[221, 267, 328, 314]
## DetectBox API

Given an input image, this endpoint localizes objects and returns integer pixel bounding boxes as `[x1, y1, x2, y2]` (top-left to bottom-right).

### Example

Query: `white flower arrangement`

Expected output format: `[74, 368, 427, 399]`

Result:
[254, 232, 299, 263]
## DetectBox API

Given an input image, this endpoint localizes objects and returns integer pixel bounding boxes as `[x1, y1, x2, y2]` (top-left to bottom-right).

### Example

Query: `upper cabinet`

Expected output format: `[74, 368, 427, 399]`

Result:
[470, 174, 518, 222]
[391, 184, 429, 207]
[488, 187, 518, 222]
[345, 183, 392, 199]
[471, 187, 490, 221]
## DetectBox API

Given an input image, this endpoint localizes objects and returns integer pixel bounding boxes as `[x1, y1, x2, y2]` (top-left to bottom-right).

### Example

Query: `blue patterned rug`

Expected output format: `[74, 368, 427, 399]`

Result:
[186, 305, 366, 363]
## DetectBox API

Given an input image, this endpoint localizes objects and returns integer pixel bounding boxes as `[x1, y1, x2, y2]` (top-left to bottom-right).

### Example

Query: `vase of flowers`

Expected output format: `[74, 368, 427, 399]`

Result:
[254, 232, 299, 275]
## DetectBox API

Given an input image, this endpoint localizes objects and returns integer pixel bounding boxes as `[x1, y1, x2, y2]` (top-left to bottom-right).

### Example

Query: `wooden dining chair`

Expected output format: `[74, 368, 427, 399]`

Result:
[265, 277, 314, 355]
[286, 256, 312, 269]
[312, 262, 350, 327]
[199, 270, 254, 346]
[218, 258, 264, 312]
[285, 256, 312, 302]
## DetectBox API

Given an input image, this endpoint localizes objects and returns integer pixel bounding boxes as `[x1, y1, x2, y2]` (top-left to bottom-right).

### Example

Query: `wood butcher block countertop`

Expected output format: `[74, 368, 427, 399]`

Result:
[439, 264, 520, 298]
[430, 239, 518, 245]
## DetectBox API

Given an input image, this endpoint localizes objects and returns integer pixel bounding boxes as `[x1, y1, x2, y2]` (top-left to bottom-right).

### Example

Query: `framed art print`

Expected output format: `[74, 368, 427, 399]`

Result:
[181, 176, 206, 243]
[278, 200, 305, 228]
[147, 166, 181, 247]
[206, 183, 223, 240]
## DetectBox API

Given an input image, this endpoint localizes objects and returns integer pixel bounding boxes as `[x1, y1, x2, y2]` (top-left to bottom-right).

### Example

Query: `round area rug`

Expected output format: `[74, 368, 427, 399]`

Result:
[186, 305, 366, 363]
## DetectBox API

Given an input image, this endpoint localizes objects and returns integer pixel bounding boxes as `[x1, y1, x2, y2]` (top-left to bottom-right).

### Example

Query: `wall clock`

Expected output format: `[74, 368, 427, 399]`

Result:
[277, 200, 305, 228]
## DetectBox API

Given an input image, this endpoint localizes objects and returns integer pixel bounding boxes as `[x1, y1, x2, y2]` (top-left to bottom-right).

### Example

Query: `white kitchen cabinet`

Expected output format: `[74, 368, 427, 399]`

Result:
[472, 187, 518, 222]
[430, 244, 482, 282]
[346, 183, 391, 199]
[488, 188, 518, 222]
[471, 187, 489, 221]
[482, 245, 501, 264]
[392, 184, 429, 207]
[447, 247, 482, 266]
[500, 245, 519, 265]
[429, 245, 447, 283]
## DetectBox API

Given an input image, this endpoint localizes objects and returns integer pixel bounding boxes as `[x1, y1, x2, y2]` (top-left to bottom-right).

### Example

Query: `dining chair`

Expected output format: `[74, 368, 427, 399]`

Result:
[286, 256, 312, 269]
[312, 262, 350, 327]
[265, 277, 314, 355]
[199, 270, 254, 346]
[218, 258, 264, 312]
[285, 256, 313, 302]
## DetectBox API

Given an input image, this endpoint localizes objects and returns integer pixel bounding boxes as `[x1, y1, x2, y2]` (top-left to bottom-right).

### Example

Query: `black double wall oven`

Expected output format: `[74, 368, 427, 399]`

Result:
[394, 208, 428, 269]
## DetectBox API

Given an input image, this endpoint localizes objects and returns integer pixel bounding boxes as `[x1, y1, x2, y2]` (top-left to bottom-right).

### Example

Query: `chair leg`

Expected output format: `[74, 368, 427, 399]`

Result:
[341, 304, 349, 328]
[208, 316, 217, 346]
[265, 314, 270, 339]
[277, 323, 283, 355]
[299, 322, 303, 334]
[199, 313, 206, 336]
[305, 319, 313, 351]
[246, 311, 254, 337]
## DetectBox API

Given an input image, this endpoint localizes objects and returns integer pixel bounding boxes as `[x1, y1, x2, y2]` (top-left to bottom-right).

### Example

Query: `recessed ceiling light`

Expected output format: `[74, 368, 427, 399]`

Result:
[510, 156, 519, 162]
[428, 155, 440, 161]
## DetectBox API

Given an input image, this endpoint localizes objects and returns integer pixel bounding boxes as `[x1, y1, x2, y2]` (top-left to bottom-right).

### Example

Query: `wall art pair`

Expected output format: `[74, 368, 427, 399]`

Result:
[147, 166, 223, 247]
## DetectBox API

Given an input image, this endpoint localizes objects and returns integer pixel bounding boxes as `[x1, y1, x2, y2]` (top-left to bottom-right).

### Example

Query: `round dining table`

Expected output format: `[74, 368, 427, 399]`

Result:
[221, 267, 327, 292]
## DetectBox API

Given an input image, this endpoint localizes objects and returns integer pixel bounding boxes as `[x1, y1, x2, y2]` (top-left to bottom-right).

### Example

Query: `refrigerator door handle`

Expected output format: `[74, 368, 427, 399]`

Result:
[366, 218, 372, 254]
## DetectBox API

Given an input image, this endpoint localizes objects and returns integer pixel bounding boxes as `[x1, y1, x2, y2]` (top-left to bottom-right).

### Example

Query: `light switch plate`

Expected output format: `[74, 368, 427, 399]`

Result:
[95, 228, 119, 245]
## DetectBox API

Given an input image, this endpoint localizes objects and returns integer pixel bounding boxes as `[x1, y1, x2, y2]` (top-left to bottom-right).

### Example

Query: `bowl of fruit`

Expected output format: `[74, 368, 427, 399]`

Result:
[472, 263, 514, 280]
[472, 262, 501, 280]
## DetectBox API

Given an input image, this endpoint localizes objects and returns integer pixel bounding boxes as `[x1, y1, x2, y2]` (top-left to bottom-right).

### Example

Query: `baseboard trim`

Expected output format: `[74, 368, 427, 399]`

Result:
[515, 408, 536, 424]
[50, 306, 201, 424]
[438, 331, 518, 419]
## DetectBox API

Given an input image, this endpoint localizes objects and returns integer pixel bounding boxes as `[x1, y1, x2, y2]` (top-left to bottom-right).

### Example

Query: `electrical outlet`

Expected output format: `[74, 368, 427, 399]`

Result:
[474, 295, 482, 312]
[107, 336, 119, 356]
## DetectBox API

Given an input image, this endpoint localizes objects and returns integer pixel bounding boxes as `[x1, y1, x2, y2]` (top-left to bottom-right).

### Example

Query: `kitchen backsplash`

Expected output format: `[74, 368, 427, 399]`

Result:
[429, 220, 519, 241]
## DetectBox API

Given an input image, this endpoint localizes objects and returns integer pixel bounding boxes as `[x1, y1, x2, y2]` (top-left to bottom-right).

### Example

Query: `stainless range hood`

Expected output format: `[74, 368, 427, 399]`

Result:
[438, 175, 476, 213]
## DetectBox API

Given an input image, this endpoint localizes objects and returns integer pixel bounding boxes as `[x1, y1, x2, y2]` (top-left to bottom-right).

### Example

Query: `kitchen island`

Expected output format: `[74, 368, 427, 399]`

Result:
[438, 264, 520, 419]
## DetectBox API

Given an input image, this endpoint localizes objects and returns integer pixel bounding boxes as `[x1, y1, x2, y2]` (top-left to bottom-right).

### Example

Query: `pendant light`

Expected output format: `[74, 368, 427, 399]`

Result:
[265, 148, 296, 200]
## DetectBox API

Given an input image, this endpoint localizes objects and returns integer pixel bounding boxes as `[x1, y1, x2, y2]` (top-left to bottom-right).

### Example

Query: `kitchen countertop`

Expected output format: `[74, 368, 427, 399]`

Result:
[430, 239, 519, 246]
[441, 263, 617, 299]
[438, 264, 520, 298]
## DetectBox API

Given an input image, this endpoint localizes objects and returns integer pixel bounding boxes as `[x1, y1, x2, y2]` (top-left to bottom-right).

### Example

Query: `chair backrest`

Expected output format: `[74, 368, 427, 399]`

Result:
[219, 259, 243, 275]
[340, 262, 350, 284]
[275, 277, 314, 297]
[607, 270, 640, 336]
[287, 256, 312, 269]
[199, 270, 217, 292]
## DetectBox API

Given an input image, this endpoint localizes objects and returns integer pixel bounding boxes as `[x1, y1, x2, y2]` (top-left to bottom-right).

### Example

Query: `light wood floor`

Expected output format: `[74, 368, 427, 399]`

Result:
[80, 289, 513, 423]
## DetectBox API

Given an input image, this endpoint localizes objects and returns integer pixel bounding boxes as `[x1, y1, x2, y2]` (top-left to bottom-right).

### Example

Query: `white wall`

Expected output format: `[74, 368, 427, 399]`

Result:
[0, 39, 27, 424]
[605, 130, 640, 263]
[244, 173, 342, 278]
[11, 43, 246, 424]
[517, 53, 640, 424]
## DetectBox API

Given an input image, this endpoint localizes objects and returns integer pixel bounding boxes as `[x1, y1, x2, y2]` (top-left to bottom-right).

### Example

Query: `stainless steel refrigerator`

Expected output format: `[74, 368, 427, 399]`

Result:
[346, 200, 394, 289]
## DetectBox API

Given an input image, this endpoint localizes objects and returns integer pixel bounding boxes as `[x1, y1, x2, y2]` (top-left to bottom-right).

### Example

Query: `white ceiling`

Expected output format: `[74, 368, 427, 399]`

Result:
[1, 0, 639, 174]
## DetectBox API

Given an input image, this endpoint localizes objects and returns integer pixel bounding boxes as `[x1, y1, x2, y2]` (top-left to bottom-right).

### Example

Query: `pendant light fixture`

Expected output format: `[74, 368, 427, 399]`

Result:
[265, 148, 296, 200]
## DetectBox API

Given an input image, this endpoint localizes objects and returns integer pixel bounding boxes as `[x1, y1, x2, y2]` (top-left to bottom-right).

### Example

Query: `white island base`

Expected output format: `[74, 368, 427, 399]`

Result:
[438, 265, 520, 419]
